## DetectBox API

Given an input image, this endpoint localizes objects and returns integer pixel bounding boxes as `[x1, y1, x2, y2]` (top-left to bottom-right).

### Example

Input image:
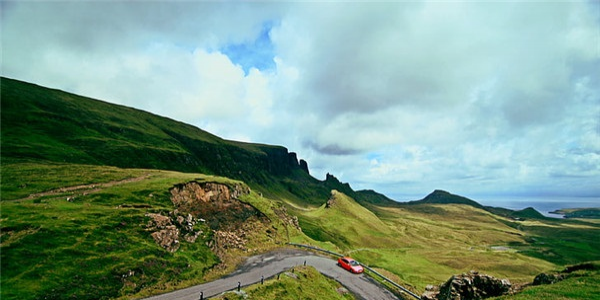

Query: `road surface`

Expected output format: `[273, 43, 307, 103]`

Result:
[143, 249, 399, 300]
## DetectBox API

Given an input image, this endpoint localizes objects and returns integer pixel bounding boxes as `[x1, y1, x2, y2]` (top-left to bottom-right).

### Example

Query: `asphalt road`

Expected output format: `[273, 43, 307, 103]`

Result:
[143, 249, 399, 300]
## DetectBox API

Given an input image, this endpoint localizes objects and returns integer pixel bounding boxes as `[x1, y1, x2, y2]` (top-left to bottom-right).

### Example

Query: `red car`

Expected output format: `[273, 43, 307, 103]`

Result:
[338, 257, 364, 274]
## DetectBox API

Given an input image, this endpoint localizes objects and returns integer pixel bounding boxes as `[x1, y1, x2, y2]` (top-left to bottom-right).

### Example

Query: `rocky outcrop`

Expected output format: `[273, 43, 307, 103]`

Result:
[169, 181, 258, 230]
[273, 205, 301, 231]
[422, 271, 512, 300]
[145, 212, 203, 252]
[325, 191, 337, 209]
[532, 273, 563, 285]
[299, 159, 309, 174]
[152, 180, 275, 261]
[146, 181, 258, 253]
[170, 181, 250, 210]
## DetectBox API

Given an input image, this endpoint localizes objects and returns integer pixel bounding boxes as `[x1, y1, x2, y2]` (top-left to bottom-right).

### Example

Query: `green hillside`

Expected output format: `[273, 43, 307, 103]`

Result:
[2, 77, 600, 300]
[298, 190, 396, 249]
[1, 77, 319, 205]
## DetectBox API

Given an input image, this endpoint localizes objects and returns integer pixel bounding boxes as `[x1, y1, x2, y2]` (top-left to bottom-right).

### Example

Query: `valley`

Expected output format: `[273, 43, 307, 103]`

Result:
[2, 77, 599, 299]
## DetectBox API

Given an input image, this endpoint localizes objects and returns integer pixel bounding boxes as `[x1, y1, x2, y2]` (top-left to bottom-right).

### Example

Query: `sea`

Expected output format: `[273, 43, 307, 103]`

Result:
[474, 196, 600, 218]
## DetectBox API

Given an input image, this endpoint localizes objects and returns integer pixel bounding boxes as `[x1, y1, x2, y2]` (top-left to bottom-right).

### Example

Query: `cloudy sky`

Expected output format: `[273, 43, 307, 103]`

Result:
[3, 1, 599, 203]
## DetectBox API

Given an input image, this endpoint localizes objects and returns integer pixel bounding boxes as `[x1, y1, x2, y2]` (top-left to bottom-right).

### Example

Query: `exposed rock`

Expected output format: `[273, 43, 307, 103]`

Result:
[150, 225, 180, 252]
[169, 181, 257, 230]
[213, 230, 248, 251]
[533, 273, 563, 285]
[165, 180, 275, 261]
[208, 218, 268, 260]
[145, 211, 203, 253]
[325, 191, 338, 209]
[273, 205, 301, 231]
[146, 213, 172, 230]
[563, 262, 596, 273]
[299, 159, 309, 174]
[422, 271, 511, 300]
[148, 180, 277, 261]
[170, 181, 250, 210]
[337, 287, 350, 296]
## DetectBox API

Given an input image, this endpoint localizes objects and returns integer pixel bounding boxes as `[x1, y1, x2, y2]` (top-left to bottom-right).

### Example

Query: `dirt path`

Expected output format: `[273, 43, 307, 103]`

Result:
[18, 175, 151, 201]
[143, 249, 398, 300]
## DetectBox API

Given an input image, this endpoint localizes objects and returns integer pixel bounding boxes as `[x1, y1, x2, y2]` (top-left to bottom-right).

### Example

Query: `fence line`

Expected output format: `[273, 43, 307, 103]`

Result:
[205, 265, 304, 299]
[288, 243, 421, 300]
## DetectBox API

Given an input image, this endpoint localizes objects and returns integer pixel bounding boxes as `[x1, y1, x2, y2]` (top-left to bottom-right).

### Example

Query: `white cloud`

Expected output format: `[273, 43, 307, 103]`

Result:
[2, 1, 599, 200]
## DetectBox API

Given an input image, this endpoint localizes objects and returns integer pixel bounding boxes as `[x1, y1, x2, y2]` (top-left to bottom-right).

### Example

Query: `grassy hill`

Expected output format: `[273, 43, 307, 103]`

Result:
[298, 190, 396, 249]
[2, 77, 600, 299]
[407, 189, 485, 209]
[1, 77, 327, 206]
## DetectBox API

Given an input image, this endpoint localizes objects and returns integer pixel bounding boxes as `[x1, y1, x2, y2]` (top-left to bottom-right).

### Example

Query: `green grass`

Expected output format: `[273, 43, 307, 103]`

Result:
[493, 262, 600, 299]
[1, 162, 221, 299]
[297, 190, 396, 250]
[292, 198, 600, 292]
[0, 161, 311, 299]
[502, 219, 600, 266]
[212, 266, 354, 300]
[1, 159, 150, 200]
[4, 161, 598, 299]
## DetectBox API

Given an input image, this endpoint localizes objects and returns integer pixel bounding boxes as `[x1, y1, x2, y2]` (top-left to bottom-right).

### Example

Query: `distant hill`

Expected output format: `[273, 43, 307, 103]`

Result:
[407, 190, 485, 209]
[511, 207, 546, 219]
[406, 190, 546, 220]
[550, 208, 600, 219]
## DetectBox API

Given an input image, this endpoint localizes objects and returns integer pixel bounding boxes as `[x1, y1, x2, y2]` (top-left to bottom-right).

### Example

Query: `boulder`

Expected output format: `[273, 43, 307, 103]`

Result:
[533, 273, 563, 285]
[150, 225, 180, 252]
[145, 211, 202, 252]
[422, 271, 511, 300]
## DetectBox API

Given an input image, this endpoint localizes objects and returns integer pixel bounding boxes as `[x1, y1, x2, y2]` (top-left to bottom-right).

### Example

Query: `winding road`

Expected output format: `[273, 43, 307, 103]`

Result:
[144, 249, 399, 300]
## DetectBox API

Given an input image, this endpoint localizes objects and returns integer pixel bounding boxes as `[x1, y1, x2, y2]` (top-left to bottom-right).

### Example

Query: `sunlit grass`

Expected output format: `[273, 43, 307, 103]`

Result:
[291, 194, 599, 292]
[1, 162, 222, 299]
[3, 159, 600, 299]
[212, 266, 354, 300]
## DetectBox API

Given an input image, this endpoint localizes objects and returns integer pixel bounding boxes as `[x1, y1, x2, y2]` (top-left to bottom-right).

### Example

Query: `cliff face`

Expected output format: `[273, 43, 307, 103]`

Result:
[159, 129, 310, 185]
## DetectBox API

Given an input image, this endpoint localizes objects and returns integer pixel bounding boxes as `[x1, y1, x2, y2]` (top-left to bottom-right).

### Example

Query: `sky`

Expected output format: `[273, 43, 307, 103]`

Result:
[2, 1, 599, 203]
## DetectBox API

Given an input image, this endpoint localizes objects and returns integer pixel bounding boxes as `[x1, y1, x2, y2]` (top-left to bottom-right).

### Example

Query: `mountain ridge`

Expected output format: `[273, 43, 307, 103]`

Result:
[1, 77, 396, 208]
[1, 76, 547, 215]
[3, 77, 599, 300]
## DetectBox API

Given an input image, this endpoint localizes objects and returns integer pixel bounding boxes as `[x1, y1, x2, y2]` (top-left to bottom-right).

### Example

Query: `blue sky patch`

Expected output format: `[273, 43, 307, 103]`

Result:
[222, 22, 276, 74]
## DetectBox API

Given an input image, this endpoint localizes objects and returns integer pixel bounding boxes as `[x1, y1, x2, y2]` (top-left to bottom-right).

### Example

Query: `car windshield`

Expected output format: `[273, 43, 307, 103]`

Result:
[350, 260, 359, 266]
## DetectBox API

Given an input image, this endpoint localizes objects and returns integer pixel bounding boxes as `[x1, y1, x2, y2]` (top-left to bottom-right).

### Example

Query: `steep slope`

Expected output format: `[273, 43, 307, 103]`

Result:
[1, 77, 304, 178]
[298, 190, 397, 249]
[1, 77, 397, 207]
[1, 77, 327, 204]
